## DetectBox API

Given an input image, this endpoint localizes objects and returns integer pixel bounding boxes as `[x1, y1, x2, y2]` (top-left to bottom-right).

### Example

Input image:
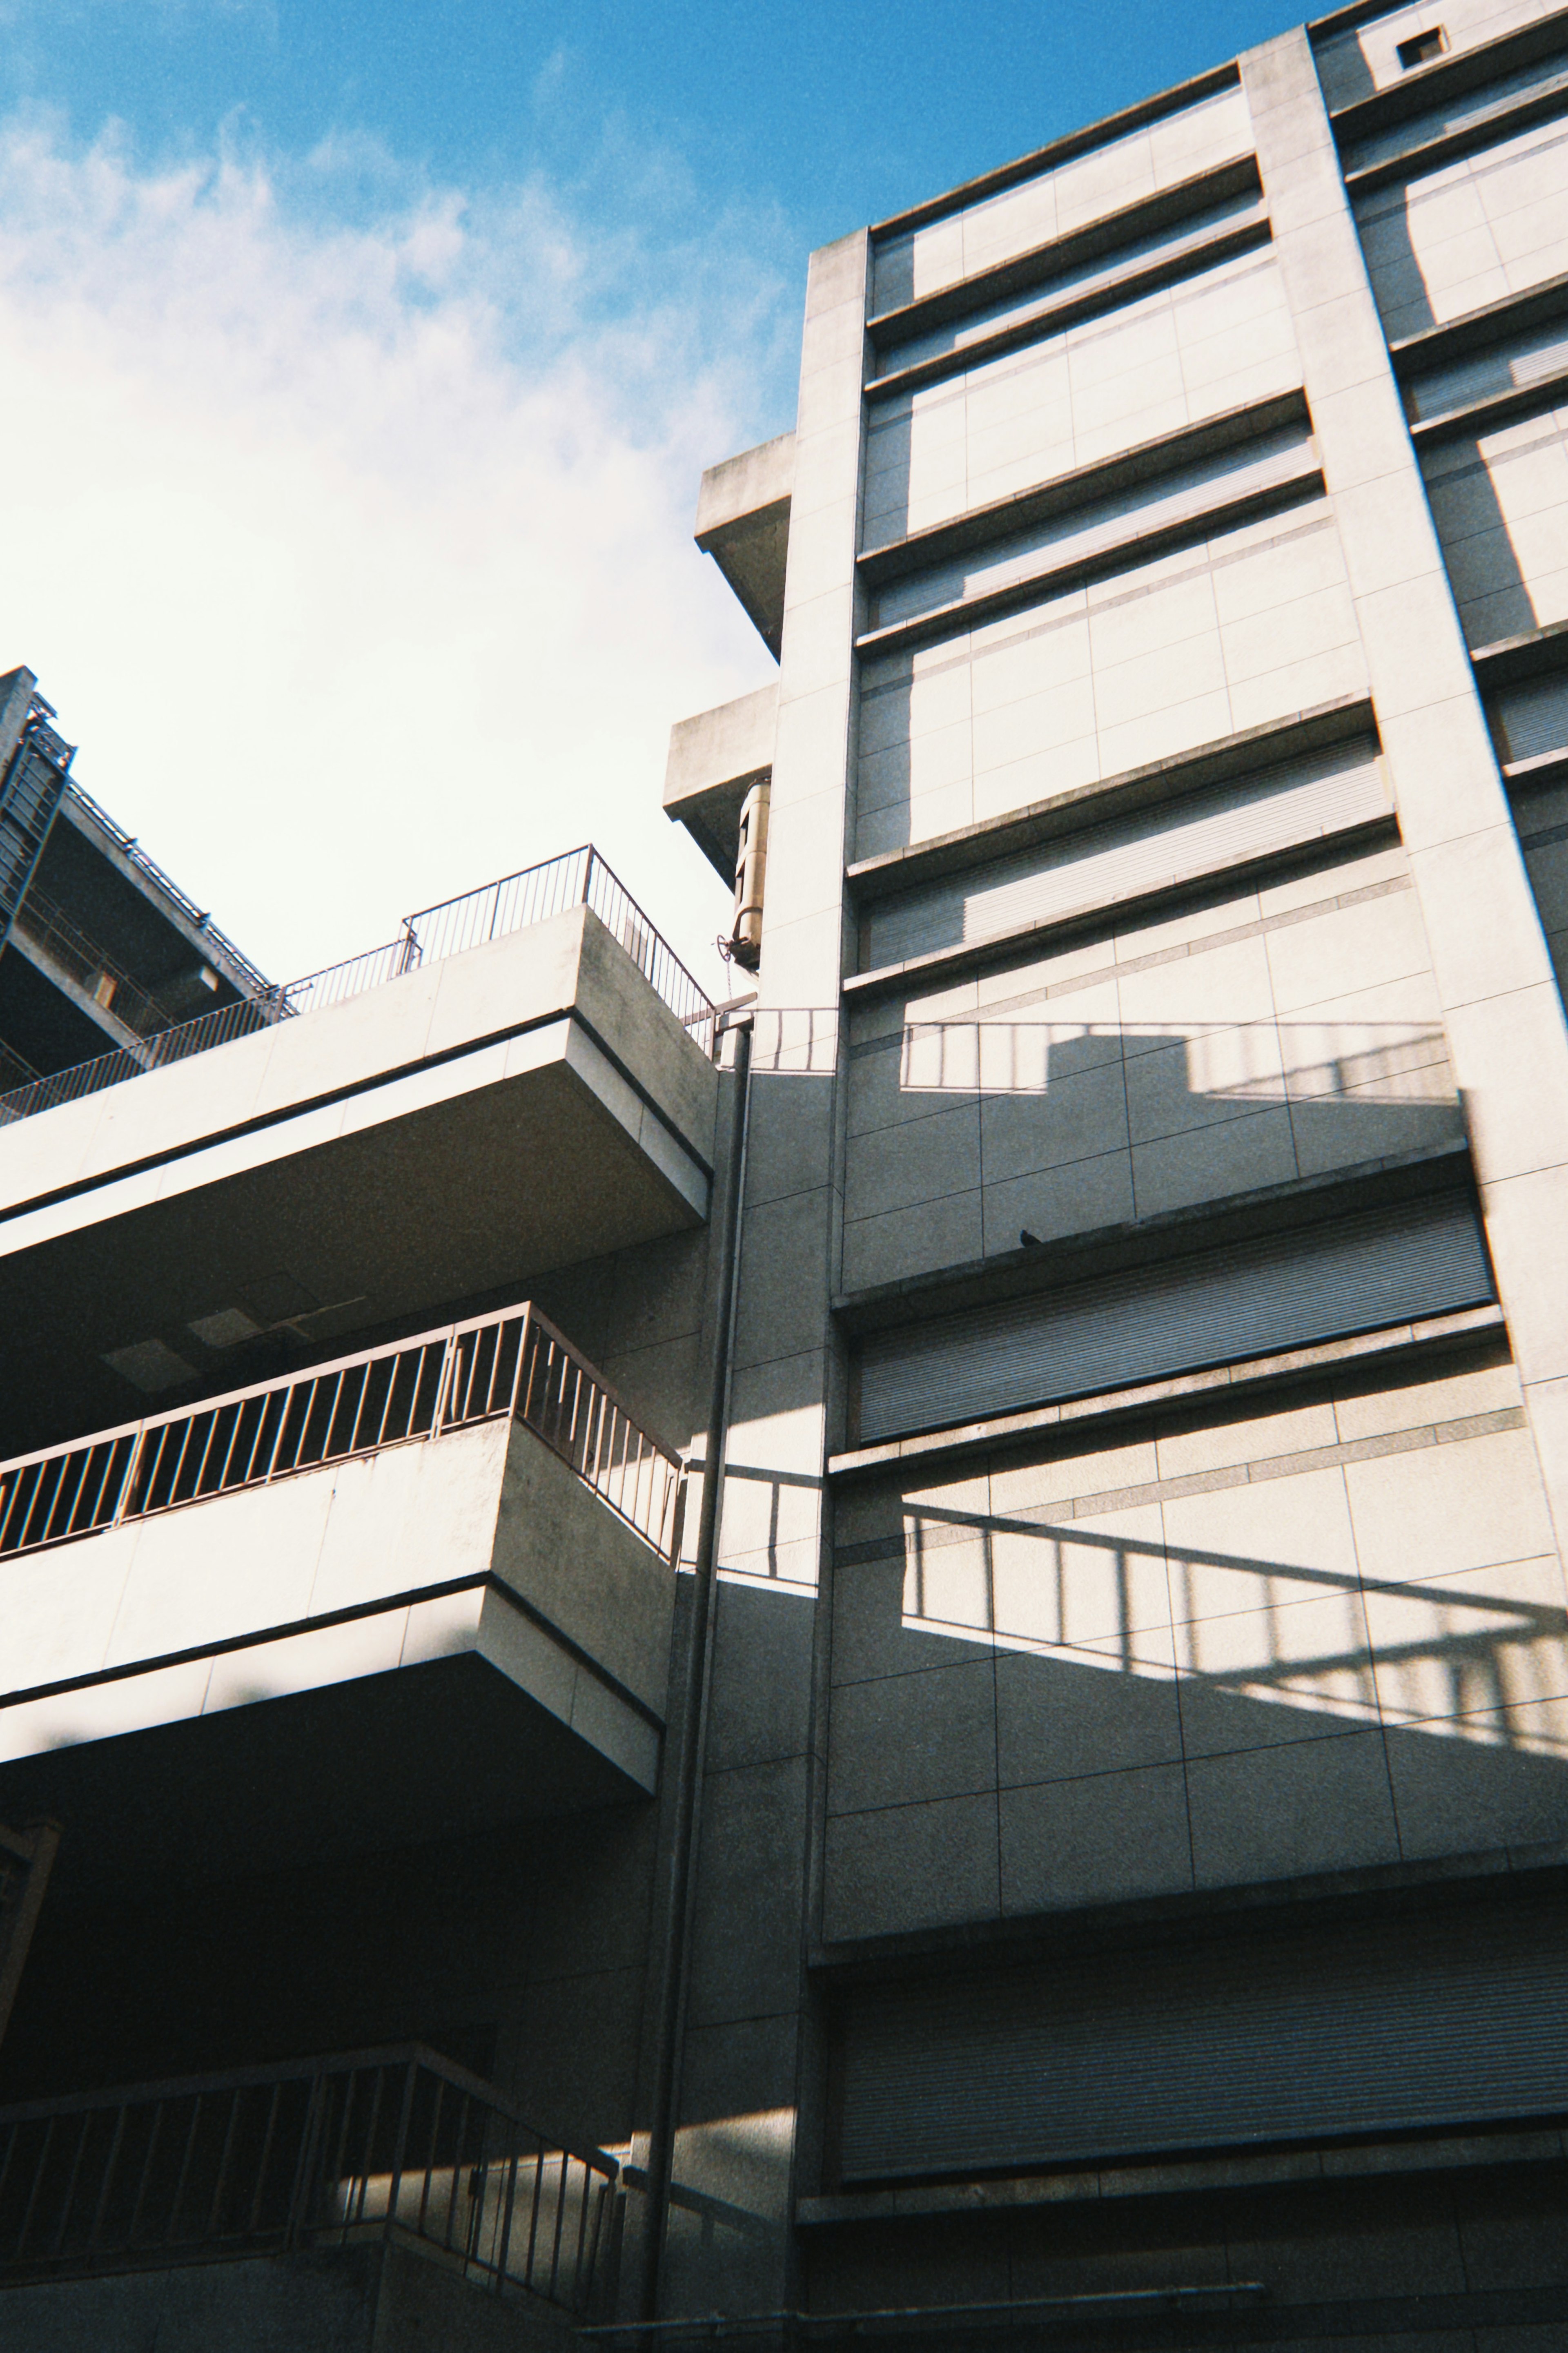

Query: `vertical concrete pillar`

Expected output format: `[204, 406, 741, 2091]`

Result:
[1241, 27, 1568, 1554]
[663, 232, 868, 2315]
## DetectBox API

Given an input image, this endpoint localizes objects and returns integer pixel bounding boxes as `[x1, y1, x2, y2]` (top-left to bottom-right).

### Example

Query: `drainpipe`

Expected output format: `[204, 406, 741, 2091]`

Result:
[641, 1008, 753, 2320]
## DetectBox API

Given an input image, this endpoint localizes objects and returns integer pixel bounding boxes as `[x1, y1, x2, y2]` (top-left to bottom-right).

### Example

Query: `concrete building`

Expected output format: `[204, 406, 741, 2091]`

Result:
[7, 0, 1568, 2344]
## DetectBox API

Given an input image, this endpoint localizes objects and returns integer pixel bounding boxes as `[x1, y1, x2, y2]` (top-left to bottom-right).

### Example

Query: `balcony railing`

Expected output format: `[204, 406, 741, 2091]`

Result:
[0, 2045, 618, 2313]
[0, 843, 715, 1128]
[10, 883, 203, 1043]
[0, 1301, 680, 1565]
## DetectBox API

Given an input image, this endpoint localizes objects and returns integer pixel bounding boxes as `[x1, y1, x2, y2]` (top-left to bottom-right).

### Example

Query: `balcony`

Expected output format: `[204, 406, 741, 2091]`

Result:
[0, 2043, 617, 2347]
[0, 846, 719, 1456]
[0, 1304, 679, 1900]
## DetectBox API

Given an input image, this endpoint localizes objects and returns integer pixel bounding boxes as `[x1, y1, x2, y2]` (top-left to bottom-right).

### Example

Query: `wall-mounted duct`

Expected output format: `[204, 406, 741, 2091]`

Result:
[727, 781, 770, 971]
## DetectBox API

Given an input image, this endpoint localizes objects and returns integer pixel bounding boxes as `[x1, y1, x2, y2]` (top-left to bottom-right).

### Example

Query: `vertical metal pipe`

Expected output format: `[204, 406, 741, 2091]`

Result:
[639, 1010, 751, 2320]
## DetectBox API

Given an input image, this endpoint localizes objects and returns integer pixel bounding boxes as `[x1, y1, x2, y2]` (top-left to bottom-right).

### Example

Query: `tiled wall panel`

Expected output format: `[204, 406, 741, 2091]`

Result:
[1358, 113, 1568, 338]
[877, 191, 1265, 381]
[861, 736, 1388, 970]
[864, 251, 1299, 546]
[842, 839, 1458, 1291]
[855, 506, 1366, 857]
[871, 86, 1254, 315]
[870, 426, 1316, 630]
[1422, 401, 1568, 642]
[824, 1347, 1565, 1940]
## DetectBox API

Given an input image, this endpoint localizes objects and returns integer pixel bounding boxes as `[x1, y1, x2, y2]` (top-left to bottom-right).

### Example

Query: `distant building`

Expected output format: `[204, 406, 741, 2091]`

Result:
[6, 0, 1568, 2345]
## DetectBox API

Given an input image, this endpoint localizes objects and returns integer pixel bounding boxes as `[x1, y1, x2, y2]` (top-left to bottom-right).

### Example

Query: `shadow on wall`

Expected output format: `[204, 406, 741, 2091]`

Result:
[1360, 183, 1545, 645]
[903, 1499, 1566, 1760]
[902, 1017, 1458, 1140]
[841, 1016, 1467, 1283]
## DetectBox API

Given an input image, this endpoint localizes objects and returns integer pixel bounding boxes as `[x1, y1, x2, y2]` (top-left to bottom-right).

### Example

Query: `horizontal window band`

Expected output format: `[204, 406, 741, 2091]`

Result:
[847, 697, 1376, 903]
[853, 469, 1326, 661]
[831, 1302, 1504, 1483]
[1391, 268, 1568, 382]
[1344, 63, 1568, 195]
[844, 811, 1396, 1004]
[858, 391, 1308, 589]
[1411, 361, 1568, 446]
[836, 1145, 1473, 1338]
[1471, 613, 1568, 688]
[868, 66, 1242, 246]
[852, 1189, 1493, 1449]
[857, 734, 1386, 975]
[799, 2114, 1568, 2226]
[864, 214, 1272, 405]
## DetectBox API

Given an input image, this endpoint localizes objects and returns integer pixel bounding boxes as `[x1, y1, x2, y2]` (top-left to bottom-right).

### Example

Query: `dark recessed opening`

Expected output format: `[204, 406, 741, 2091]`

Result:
[1396, 25, 1447, 67]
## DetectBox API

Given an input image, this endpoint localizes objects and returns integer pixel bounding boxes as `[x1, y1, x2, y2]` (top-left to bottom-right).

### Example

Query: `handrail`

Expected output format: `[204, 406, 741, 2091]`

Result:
[61, 782, 275, 997]
[0, 1301, 681, 1564]
[0, 841, 716, 1128]
[0, 2043, 618, 2312]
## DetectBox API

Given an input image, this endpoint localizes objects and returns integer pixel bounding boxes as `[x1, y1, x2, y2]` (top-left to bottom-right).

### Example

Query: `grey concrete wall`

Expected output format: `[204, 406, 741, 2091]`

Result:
[865, 253, 1300, 546]
[842, 834, 1458, 1287]
[823, 1342, 1565, 1941]
[855, 506, 1367, 857]
[0, 2240, 575, 2353]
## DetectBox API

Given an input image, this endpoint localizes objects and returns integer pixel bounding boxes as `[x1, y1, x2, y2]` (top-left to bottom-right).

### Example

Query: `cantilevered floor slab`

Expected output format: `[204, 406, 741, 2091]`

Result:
[0, 907, 716, 1452]
[0, 1415, 673, 1903]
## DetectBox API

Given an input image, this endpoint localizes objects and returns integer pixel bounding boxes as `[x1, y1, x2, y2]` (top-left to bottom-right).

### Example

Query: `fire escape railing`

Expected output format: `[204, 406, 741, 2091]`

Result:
[0, 2044, 618, 2312]
[0, 1302, 680, 1565]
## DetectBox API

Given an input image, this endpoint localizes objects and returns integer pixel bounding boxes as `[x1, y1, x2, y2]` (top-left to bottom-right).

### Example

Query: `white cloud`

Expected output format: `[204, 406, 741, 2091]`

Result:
[0, 111, 790, 992]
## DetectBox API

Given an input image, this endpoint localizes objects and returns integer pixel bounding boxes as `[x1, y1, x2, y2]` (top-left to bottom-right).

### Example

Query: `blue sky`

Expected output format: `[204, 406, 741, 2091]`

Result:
[0, 0, 1302, 991]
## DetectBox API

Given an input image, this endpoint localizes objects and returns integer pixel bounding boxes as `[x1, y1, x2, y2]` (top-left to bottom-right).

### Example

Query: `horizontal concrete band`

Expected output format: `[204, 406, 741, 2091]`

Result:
[858, 393, 1309, 586]
[1330, 5, 1568, 143]
[1343, 58, 1568, 194]
[798, 2119, 1568, 2225]
[854, 469, 1327, 662]
[844, 813, 1396, 1002]
[846, 698, 1377, 899]
[827, 1304, 1505, 1479]
[865, 213, 1272, 403]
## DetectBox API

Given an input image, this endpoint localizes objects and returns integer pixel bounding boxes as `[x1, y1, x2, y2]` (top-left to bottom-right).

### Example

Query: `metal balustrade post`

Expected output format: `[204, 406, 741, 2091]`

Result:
[386, 2060, 418, 2250]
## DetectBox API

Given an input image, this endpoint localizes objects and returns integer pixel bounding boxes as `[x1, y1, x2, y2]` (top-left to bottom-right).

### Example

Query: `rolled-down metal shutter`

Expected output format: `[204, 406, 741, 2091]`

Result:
[864, 735, 1386, 972]
[1488, 672, 1568, 768]
[837, 1890, 1568, 2183]
[857, 1190, 1492, 1443]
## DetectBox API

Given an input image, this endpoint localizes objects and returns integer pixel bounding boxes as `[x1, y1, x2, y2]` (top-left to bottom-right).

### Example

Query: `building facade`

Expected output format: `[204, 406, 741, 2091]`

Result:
[5, 0, 1568, 2346]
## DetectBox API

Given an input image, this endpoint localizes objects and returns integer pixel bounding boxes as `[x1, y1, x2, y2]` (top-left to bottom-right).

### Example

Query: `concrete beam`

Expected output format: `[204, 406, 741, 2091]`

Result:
[663, 684, 778, 879]
[695, 433, 796, 659]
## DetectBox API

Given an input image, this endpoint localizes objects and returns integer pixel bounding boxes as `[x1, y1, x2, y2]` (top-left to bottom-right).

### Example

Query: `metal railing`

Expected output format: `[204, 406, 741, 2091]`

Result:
[0, 2045, 617, 2311]
[11, 883, 200, 1042]
[62, 782, 274, 998]
[0, 1301, 680, 1565]
[0, 843, 715, 1128]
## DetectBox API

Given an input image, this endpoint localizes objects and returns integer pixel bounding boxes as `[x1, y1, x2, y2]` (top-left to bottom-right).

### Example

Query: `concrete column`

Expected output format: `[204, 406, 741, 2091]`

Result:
[1241, 26, 1568, 1557]
[663, 231, 869, 2315]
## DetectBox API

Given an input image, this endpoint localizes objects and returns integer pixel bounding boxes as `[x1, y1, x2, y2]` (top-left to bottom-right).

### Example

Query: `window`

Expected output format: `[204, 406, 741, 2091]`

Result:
[1396, 25, 1447, 67]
